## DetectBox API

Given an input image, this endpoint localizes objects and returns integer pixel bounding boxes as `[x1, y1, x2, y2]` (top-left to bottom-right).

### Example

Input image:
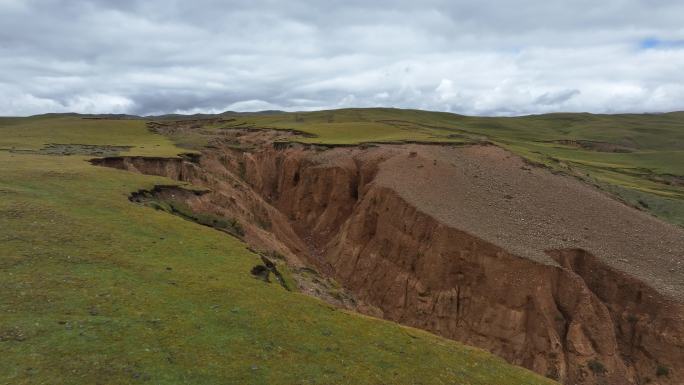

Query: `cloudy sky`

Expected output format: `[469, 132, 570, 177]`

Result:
[1, 0, 684, 116]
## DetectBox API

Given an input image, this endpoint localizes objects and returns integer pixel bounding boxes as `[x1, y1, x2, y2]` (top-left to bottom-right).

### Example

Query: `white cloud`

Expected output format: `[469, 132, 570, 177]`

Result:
[224, 100, 283, 112]
[0, 91, 63, 117]
[65, 94, 135, 114]
[0, 0, 27, 12]
[1, 0, 683, 116]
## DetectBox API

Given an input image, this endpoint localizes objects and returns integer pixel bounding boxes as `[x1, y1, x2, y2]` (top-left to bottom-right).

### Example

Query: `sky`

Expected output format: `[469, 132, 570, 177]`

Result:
[1, 0, 684, 116]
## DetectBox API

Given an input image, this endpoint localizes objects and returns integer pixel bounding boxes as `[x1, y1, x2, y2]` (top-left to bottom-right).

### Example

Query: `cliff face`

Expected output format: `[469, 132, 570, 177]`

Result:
[92, 131, 684, 385]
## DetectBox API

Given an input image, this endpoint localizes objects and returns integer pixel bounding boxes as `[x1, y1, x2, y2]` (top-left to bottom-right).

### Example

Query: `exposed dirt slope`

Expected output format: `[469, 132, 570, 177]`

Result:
[375, 144, 683, 297]
[92, 129, 683, 385]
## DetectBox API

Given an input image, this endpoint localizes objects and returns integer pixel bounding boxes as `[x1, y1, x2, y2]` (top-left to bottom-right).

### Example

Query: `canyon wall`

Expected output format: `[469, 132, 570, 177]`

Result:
[92, 137, 683, 385]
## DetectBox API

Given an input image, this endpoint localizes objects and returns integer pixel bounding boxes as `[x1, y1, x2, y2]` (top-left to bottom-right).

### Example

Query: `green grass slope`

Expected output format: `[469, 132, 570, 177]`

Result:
[196, 108, 684, 227]
[0, 117, 555, 385]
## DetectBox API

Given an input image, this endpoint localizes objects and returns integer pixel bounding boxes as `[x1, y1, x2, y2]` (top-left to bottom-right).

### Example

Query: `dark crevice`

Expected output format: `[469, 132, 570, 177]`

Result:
[251, 255, 290, 291]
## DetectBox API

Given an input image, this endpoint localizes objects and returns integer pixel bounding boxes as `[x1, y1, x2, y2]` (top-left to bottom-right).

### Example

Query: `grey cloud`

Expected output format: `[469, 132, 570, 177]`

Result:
[535, 89, 581, 106]
[1, 0, 684, 116]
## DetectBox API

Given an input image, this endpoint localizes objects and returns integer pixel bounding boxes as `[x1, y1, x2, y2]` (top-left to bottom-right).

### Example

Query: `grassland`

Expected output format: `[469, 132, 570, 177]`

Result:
[0, 115, 178, 157]
[0, 116, 555, 384]
[188, 108, 684, 227]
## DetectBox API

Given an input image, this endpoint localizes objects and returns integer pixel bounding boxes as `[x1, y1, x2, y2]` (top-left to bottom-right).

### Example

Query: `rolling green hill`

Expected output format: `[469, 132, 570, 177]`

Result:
[0, 115, 555, 385]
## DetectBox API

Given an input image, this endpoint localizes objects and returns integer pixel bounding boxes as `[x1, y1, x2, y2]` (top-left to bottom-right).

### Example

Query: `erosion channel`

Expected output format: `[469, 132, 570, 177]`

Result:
[91, 128, 684, 385]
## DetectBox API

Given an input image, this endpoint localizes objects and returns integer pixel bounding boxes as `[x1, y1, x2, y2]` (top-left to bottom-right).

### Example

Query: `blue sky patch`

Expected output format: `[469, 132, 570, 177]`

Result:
[640, 38, 684, 50]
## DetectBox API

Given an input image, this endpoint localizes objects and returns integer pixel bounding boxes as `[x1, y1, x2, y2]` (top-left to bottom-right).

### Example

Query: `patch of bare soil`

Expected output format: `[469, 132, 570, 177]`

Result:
[648, 173, 684, 187]
[551, 139, 634, 153]
[6, 143, 132, 156]
[377, 144, 682, 297]
[92, 128, 683, 385]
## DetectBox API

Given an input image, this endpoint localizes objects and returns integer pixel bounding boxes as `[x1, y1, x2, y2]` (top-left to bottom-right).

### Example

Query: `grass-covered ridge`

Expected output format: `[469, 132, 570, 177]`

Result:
[0, 116, 555, 384]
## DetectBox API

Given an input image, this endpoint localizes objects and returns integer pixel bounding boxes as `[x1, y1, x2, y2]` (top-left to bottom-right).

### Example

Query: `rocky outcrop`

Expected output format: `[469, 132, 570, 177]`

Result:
[92, 134, 683, 385]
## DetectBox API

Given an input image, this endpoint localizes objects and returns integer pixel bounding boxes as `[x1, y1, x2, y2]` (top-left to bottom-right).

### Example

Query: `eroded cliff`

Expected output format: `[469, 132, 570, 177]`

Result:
[91, 129, 684, 385]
